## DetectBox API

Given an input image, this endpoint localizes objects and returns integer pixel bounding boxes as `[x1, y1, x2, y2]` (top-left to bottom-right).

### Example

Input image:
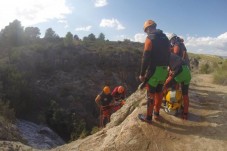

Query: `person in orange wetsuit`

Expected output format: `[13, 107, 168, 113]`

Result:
[111, 86, 126, 112]
[138, 19, 170, 124]
[95, 86, 114, 127]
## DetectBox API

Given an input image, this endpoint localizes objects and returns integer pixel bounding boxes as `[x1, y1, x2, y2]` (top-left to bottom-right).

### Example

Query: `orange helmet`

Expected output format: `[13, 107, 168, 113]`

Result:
[117, 86, 124, 94]
[103, 86, 110, 94]
[143, 20, 156, 32]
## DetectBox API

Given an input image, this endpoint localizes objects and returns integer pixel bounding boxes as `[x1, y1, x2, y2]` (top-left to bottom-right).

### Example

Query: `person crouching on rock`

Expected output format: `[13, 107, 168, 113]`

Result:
[111, 86, 126, 112]
[95, 86, 114, 127]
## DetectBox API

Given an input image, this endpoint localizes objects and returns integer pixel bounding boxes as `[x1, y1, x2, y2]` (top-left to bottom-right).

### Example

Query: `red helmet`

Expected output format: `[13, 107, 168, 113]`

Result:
[117, 86, 124, 93]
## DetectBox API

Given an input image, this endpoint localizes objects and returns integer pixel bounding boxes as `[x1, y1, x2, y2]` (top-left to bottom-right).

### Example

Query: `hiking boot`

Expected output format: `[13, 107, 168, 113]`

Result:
[153, 112, 160, 120]
[138, 114, 152, 124]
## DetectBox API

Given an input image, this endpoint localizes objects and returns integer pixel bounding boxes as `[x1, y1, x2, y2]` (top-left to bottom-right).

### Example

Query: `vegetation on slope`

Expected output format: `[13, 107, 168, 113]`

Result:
[0, 19, 226, 143]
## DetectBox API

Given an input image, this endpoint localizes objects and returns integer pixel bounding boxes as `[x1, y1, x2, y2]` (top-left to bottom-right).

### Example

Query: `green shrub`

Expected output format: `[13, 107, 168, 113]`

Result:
[90, 126, 100, 134]
[46, 100, 88, 142]
[199, 63, 212, 74]
[0, 100, 16, 123]
[213, 60, 227, 85]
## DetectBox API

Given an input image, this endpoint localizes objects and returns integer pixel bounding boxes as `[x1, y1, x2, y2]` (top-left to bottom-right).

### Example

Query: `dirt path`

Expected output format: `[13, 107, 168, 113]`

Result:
[160, 74, 227, 151]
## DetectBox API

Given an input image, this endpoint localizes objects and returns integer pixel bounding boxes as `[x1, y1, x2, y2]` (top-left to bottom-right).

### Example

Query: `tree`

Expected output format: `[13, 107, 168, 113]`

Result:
[98, 33, 105, 41]
[73, 34, 80, 41]
[44, 28, 59, 41]
[64, 32, 73, 47]
[1, 19, 24, 47]
[24, 27, 40, 39]
[87, 33, 96, 41]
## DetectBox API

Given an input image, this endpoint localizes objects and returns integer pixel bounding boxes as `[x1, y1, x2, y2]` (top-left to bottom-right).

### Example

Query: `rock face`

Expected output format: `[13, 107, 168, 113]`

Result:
[52, 74, 227, 151]
[16, 120, 65, 149]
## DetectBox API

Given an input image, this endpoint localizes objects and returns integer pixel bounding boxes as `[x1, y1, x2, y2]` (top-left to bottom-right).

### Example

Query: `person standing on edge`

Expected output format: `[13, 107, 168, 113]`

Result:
[138, 20, 170, 124]
[95, 86, 114, 127]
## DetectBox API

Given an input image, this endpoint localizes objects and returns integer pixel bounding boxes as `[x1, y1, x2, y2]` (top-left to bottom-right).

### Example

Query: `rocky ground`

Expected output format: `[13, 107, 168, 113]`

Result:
[53, 74, 227, 151]
[1, 74, 227, 151]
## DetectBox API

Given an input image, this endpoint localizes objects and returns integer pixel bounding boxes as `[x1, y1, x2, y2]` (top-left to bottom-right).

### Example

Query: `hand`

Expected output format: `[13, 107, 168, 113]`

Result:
[169, 70, 174, 77]
[121, 100, 126, 105]
[162, 85, 167, 94]
[139, 75, 145, 82]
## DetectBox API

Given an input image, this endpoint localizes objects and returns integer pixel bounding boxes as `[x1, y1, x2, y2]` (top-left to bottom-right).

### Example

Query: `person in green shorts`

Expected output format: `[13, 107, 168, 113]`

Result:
[138, 19, 170, 124]
[163, 53, 191, 120]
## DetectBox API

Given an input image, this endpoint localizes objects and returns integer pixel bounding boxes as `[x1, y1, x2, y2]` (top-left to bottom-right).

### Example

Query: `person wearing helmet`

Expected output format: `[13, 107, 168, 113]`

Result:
[138, 20, 170, 124]
[168, 33, 190, 68]
[111, 86, 126, 112]
[95, 86, 114, 127]
[163, 53, 191, 120]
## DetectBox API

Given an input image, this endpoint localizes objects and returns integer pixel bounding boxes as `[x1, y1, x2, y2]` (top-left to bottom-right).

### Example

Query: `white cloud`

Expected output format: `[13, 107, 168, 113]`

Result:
[134, 33, 146, 43]
[75, 26, 92, 32]
[58, 20, 69, 28]
[132, 32, 227, 56]
[0, 0, 72, 29]
[93, 0, 108, 7]
[100, 18, 125, 30]
[185, 32, 227, 56]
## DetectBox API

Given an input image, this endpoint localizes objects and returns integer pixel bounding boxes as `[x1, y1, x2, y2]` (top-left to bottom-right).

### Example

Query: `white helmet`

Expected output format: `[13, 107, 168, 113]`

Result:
[168, 33, 177, 41]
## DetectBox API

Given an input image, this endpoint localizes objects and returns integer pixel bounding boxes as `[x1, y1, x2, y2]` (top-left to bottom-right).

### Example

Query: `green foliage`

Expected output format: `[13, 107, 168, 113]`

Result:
[24, 27, 40, 39]
[70, 113, 87, 140]
[213, 60, 227, 85]
[0, 65, 33, 118]
[44, 28, 59, 41]
[88, 33, 96, 41]
[199, 63, 212, 74]
[0, 19, 25, 47]
[64, 32, 74, 47]
[90, 126, 100, 134]
[73, 34, 80, 41]
[97, 33, 105, 41]
[0, 100, 16, 123]
[46, 100, 88, 142]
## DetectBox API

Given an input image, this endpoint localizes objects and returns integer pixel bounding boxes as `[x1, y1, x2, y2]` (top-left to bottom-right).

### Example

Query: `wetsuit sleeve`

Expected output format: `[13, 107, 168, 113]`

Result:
[140, 37, 152, 76]
[181, 43, 187, 59]
[95, 95, 101, 105]
[111, 87, 118, 96]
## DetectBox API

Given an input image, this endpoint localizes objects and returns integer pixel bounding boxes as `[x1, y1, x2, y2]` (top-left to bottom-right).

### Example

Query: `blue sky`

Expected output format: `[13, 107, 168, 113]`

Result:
[0, 0, 227, 56]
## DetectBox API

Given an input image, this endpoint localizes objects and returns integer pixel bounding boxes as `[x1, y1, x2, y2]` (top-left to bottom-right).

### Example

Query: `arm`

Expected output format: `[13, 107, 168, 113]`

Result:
[163, 70, 174, 91]
[111, 87, 118, 96]
[140, 38, 152, 79]
[180, 43, 187, 60]
[95, 95, 101, 106]
[182, 51, 186, 59]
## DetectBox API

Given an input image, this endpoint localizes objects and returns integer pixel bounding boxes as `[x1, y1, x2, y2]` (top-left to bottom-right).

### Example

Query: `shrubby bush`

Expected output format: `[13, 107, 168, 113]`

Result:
[213, 60, 227, 85]
[0, 100, 15, 123]
[199, 63, 212, 74]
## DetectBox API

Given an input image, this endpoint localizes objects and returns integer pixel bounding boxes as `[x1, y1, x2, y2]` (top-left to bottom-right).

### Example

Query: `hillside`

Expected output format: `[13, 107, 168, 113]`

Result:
[0, 20, 227, 150]
[0, 41, 143, 141]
